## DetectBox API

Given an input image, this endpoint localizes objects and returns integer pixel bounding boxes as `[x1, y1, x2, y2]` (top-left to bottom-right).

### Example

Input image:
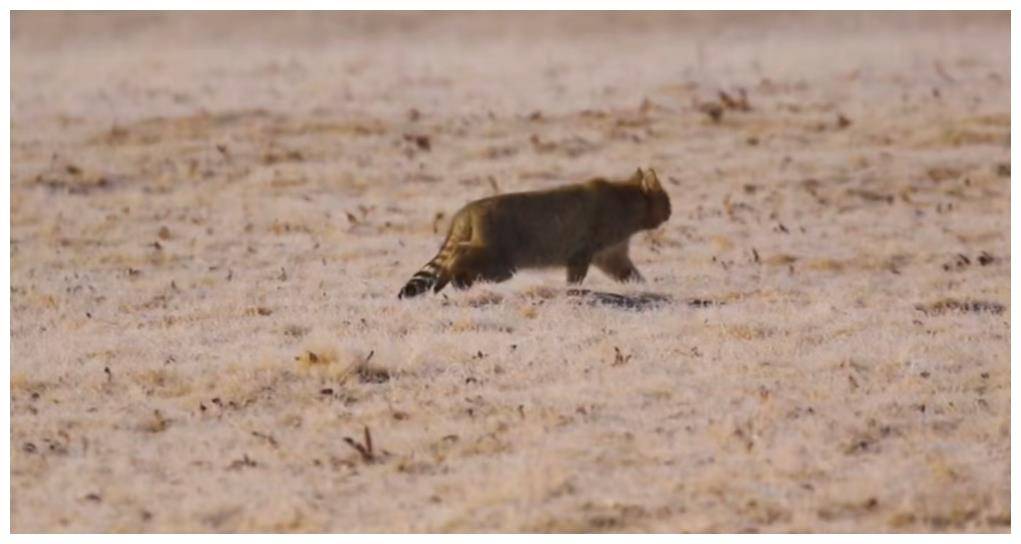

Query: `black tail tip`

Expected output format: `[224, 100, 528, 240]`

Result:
[398, 281, 427, 299]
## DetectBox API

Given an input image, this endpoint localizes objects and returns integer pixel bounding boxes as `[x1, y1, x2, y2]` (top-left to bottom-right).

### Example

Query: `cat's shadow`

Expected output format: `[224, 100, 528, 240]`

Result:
[565, 288, 720, 311]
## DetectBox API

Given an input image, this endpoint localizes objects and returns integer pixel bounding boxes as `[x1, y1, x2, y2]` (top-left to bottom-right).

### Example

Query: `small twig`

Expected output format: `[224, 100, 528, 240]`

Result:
[251, 430, 278, 448]
[612, 346, 632, 367]
[934, 60, 956, 83]
[343, 425, 375, 463]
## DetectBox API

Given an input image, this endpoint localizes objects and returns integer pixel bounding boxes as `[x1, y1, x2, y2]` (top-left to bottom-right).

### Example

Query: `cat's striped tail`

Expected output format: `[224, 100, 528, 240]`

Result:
[397, 217, 467, 298]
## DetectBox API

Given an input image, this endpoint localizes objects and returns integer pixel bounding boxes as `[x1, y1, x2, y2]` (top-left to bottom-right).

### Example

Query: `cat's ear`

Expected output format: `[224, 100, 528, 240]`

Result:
[641, 168, 663, 193]
[630, 167, 644, 183]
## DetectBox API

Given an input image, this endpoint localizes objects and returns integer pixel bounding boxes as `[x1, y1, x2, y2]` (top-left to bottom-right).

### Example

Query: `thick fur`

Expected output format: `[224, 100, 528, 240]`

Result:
[398, 168, 671, 298]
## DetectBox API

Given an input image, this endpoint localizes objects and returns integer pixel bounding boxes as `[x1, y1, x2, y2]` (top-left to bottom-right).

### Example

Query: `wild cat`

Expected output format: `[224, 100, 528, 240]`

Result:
[398, 167, 672, 298]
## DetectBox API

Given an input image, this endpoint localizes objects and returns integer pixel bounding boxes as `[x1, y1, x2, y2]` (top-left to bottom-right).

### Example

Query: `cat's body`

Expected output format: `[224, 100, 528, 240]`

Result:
[398, 168, 671, 298]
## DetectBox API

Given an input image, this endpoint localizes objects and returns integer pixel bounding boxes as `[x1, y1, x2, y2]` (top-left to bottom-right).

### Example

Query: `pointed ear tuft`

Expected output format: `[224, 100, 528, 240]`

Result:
[630, 168, 644, 183]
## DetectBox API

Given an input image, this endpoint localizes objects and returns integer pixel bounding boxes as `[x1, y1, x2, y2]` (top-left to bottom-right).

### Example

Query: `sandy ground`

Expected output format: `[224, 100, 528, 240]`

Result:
[10, 12, 1010, 532]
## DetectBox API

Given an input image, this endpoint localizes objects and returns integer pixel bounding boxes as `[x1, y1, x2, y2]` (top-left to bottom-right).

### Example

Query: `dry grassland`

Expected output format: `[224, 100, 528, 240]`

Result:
[10, 12, 1010, 532]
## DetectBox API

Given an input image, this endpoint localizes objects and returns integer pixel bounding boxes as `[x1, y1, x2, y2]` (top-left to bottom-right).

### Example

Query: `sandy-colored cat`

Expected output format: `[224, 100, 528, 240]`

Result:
[399, 167, 671, 298]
